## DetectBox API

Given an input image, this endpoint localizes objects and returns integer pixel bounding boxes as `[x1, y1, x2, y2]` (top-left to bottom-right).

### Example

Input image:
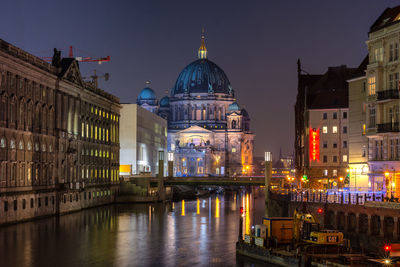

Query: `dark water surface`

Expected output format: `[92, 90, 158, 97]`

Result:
[0, 188, 273, 267]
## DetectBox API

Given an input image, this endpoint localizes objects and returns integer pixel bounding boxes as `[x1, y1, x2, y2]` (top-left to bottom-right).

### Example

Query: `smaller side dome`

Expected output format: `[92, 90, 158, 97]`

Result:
[228, 102, 240, 112]
[160, 96, 170, 107]
[138, 87, 156, 101]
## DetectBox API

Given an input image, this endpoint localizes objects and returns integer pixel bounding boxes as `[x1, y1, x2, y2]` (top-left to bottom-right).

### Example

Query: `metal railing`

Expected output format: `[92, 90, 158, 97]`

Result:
[377, 122, 400, 133]
[290, 190, 385, 205]
[377, 89, 400, 101]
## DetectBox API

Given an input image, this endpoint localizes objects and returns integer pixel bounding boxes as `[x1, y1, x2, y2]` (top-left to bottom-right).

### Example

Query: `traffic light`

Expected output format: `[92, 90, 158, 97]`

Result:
[302, 175, 308, 182]
[317, 208, 323, 214]
[240, 207, 244, 215]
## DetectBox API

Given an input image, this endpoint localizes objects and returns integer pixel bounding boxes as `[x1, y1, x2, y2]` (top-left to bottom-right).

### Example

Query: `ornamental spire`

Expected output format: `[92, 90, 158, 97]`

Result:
[198, 27, 207, 59]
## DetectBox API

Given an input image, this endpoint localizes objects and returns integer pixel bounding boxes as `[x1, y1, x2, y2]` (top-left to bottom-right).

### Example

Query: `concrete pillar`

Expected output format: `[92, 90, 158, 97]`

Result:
[157, 151, 165, 201]
[333, 211, 338, 229]
[367, 214, 371, 235]
[355, 214, 360, 233]
[264, 152, 272, 217]
[380, 216, 385, 237]
[394, 217, 398, 241]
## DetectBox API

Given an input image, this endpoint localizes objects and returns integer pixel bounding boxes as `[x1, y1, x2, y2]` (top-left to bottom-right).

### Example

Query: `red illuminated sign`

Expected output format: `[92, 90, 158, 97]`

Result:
[309, 128, 320, 161]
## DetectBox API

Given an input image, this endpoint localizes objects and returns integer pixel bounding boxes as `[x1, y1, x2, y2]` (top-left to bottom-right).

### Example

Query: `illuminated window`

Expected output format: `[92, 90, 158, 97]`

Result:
[95, 126, 97, 139]
[343, 155, 348, 162]
[91, 125, 93, 138]
[332, 126, 337, 133]
[95, 108, 98, 115]
[81, 122, 85, 137]
[323, 169, 328, 176]
[322, 126, 328, 134]
[368, 77, 376, 95]
[232, 148, 236, 153]
[99, 127, 102, 140]
[333, 169, 337, 177]
[86, 124, 89, 137]
[106, 130, 109, 142]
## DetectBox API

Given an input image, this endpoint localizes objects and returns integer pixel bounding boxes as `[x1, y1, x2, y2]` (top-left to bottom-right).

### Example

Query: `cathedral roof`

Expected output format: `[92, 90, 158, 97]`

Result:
[171, 31, 234, 96]
[160, 96, 170, 107]
[228, 102, 240, 112]
[137, 81, 156, 101]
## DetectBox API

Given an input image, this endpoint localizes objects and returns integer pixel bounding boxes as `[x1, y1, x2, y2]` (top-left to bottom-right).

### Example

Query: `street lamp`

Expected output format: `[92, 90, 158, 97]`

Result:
[385, 171, 390, 199]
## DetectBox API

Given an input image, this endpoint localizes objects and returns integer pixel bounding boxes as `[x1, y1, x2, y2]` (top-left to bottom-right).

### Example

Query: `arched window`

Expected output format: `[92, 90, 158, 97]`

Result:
[27, 141, 32, 151]
[0, 137, 6, 148]
[49, 144, 52, 153]
[18, 140, 24, 150]
[10, 139, 15, 149]
[42, 143, 46, 152]
[34, 143, 39, 152]
[232, 120, 237, 129]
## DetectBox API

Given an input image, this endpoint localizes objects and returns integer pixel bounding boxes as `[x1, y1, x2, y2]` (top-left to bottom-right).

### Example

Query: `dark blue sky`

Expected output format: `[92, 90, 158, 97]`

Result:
[0, 0, 399, 158]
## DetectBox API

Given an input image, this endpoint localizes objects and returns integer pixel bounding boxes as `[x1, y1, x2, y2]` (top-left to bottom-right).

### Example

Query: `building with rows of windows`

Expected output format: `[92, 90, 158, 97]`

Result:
[295, 62, 357, 189]
[365, 6, 400, 198]
[0, 39, 120, 224]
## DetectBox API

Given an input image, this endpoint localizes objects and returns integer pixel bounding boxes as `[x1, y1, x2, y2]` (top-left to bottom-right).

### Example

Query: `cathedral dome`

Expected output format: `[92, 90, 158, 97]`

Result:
[228, 102, 240, 112]
[160, 96, 170, 107]
[138, 87, 156, 101]
[171, 33, 233, 97]
[172, 59, 233, 96]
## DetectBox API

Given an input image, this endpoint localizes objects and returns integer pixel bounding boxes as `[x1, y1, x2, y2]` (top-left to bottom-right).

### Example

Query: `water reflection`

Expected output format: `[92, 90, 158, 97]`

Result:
[0, 188, 269, 267]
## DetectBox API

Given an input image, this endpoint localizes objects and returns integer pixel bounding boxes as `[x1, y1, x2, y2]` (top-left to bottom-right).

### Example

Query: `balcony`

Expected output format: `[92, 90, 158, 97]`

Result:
[377, 122, 400, 133]
[377, 89, 400, 101]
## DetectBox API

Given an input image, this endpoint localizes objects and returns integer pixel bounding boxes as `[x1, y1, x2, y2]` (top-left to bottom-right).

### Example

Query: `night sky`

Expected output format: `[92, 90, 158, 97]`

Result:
[0, 0, 399, 158]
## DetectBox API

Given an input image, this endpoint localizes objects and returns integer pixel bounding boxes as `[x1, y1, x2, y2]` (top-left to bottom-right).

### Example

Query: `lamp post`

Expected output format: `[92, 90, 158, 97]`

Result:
[385, 171, 390, 199]
[264, 152, 272, 218]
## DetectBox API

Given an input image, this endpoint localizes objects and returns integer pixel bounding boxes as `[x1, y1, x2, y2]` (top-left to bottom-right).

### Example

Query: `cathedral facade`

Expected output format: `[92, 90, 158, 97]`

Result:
[137, 34, 254, 176]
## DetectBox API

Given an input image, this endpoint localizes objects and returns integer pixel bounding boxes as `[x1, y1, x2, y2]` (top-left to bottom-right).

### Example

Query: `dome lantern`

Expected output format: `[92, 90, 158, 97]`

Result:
[198, 28, 207, 59]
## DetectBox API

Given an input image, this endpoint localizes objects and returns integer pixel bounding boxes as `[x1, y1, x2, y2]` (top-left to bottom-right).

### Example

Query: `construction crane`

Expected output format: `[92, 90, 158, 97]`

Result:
[41, 46, 110, 64]
[83, 70, 110, 88]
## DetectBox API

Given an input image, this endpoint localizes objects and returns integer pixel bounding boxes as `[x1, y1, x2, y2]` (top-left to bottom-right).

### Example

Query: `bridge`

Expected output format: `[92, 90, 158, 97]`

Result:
[162, 176, 265, 186]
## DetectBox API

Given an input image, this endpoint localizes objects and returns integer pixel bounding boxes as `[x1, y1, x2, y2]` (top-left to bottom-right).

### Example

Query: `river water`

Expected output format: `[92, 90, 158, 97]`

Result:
[0, 187, 272, 267]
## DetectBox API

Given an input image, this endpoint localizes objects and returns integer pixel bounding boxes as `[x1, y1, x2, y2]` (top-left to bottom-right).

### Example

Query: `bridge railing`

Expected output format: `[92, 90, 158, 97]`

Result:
[290, 190, 385, 205]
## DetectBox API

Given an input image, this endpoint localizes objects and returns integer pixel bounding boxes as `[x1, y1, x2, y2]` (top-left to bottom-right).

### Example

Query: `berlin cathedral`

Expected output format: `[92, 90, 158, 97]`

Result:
[137, 33, 254, 177]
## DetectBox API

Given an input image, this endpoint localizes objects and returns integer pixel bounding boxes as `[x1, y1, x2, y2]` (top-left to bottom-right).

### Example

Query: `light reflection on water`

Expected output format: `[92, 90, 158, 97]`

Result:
[0, 187, 272, 267]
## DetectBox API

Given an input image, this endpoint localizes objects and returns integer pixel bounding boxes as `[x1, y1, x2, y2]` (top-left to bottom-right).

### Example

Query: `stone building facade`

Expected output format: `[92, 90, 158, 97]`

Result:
[0, 39, 120, 224]
[365, 6, 400, 198]
[348, 58, 369, 191]
[295, 62, 357, 188]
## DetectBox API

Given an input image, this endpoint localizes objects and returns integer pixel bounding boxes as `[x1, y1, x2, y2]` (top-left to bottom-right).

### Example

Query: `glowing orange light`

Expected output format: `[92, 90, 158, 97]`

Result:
[339, 177, 344, 182]
[385, 172, 390, 177]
